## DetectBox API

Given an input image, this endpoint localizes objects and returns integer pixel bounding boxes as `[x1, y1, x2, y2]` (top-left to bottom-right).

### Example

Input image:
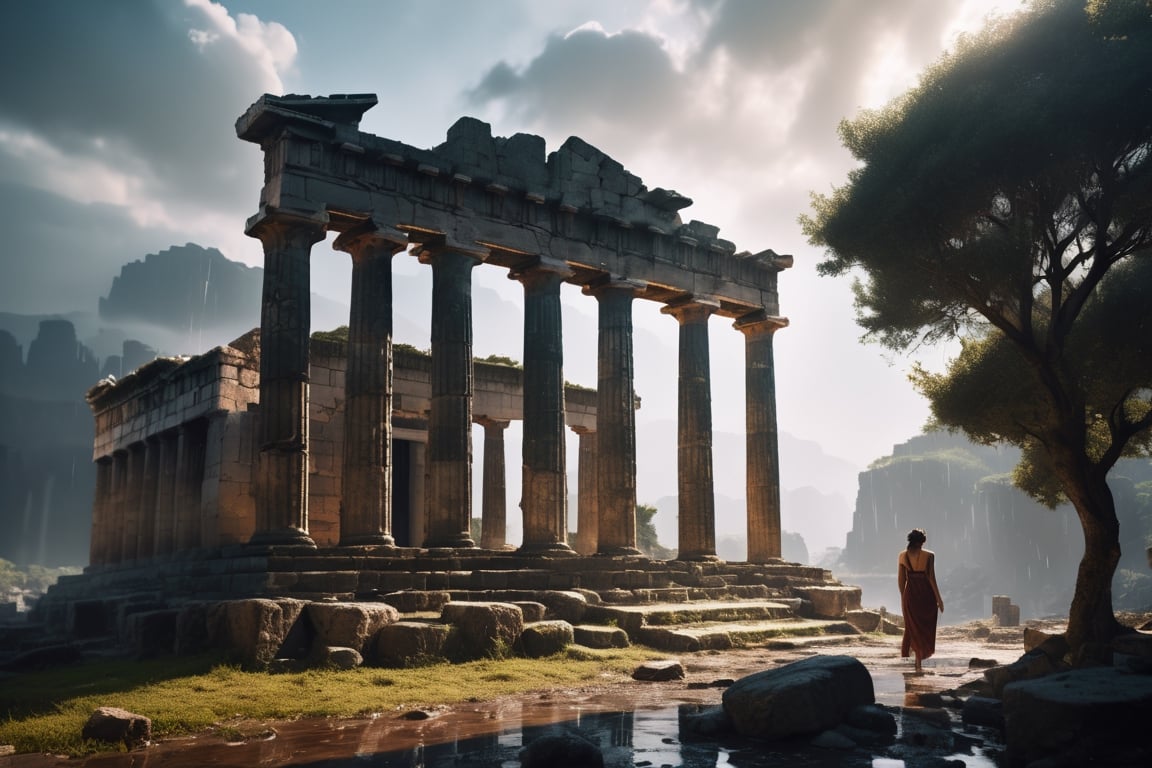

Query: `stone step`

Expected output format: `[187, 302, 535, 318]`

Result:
[585, 599, 796, 635]
[635, 618, 860, 652]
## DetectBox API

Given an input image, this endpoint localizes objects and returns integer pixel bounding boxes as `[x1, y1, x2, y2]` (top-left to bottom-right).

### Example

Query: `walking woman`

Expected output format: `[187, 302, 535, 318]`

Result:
[898, 528, 943, 673]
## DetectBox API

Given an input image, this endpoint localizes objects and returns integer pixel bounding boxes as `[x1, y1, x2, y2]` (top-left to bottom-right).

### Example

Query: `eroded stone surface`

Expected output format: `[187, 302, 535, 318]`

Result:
[721, 655, 874, 740]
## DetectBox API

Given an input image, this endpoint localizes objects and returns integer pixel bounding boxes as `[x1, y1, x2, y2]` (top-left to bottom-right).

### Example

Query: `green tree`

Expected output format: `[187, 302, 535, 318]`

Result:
[637, 503, 675, 559]
[802, 0, 1152, 659]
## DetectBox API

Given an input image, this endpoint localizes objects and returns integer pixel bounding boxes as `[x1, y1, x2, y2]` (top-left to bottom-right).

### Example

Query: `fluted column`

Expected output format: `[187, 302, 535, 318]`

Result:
[174, 420, 208, 551]
[476, 416, 509, 550]
[121, 443, 146, 562]
[106, 450, 128, 565]
[334, 225, 407, 546]
[246, 208, 328, 547]
[735, 312, 789, 562]
[662, 299, 719, 561]
[154, 430, 178, 556]
[587, 279, 645, 556]
[89, 456, 113, 567]
[513, 258, 575, 555]
[416, 242, 486, 548]
[572, 425, 598, 556]
[137, 436, 161, 560]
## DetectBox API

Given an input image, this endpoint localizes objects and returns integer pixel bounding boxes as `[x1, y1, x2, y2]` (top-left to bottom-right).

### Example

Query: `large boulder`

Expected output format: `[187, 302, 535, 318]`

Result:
[984, 648, 1062, 697]
[374, 621, 452, 667]
[206, 598, 307, 668]
[81, 707, 151, 749]
[1003, 667, 1152, 766]
[305, 602, 400, 655]
[722, 655, 874, 740]
[441, 602, 523, 660]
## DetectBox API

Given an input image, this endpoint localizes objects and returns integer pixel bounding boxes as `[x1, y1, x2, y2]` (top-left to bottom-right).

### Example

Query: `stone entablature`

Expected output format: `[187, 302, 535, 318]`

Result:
[236, 96, 791, 319]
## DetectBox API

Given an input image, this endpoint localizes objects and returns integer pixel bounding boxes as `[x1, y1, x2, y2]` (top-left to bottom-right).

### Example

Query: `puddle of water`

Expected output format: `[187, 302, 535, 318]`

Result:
[9, 648, 1012, 768]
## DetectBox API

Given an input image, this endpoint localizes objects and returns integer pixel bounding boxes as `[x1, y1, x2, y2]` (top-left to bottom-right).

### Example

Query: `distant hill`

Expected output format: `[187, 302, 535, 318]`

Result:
[99, 243, 259, 332]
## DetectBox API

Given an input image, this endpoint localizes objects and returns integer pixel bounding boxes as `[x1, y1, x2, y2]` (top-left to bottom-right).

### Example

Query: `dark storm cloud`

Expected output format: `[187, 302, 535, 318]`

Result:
[468, 25, 682, 144]
[467, 0, 973, 168]
[0, 0, 285, 220]
[0, 182, 172, 315]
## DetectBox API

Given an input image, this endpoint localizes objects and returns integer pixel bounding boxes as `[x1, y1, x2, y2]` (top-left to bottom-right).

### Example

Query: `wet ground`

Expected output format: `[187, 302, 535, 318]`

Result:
[3, 625, 1036, 768]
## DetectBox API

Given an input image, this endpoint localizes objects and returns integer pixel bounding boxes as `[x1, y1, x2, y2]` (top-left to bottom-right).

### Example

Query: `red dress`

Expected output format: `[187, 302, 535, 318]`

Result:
[901, 554, 938, 660]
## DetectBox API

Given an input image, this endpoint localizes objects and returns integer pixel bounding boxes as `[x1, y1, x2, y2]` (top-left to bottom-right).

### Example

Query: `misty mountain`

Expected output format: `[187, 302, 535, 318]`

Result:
[839, 431, 1152, 620]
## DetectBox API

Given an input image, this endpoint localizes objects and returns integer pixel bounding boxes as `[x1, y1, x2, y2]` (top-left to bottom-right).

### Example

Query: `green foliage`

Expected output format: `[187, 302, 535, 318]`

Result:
[0, 560, 79, 595]
[477, 354, 520, 368]
[310, 326, 349, 343]
[804, 0, 1152, 647]
[636, 503, 675, 559]
[805, 0, 1152, 499]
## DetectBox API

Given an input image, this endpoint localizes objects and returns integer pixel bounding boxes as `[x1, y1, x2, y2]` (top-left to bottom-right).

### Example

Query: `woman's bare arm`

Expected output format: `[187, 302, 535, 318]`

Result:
[927, 552, 944, 612]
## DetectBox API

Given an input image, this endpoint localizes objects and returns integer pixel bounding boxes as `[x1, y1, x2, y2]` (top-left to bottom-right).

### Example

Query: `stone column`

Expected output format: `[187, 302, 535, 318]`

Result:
[513, 258, 575, 555]
[174, 421, 208, 552]
[246, 208, 328, 547]
[334, 225, 407, 546]
[572, 426, 598, 556]
[416, 242, 486, 548]
[154, 431, 178, 556]
[662, 299, 719, 561]
[89, 456, 113, 566]
[587, 279, 645, 556]
[106, 450, 128, 565]
[735, 312, 789, 562]
[137, 436, 161, 560]
[476, 416, 509, 550]
[121, 443, 146, 563]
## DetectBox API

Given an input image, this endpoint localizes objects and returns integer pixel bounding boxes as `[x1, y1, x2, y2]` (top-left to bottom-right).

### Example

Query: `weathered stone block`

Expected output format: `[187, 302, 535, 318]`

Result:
[440, 601, 523, 660]
[206, 598, 307, 668]
[305, 601, 399, 654]
[794, 586, 861, 618]
[573, 624, 630, 649]
[374, 621, 452, 667]
[517, 620, 574, 658]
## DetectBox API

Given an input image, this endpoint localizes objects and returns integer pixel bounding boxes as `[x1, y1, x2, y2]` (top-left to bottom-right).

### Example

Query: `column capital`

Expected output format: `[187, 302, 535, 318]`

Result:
[661, 296, 720, 324]
[509, 255, 574, 285]
[474, 415, 511, 431]
[244, 206, 329, 242]
[333, 222, 408, 257]
[570, 424, 596, 436]
[413, 238, 489, 264]
[734, 311, 790, 336]
[582, 276, 648, 299]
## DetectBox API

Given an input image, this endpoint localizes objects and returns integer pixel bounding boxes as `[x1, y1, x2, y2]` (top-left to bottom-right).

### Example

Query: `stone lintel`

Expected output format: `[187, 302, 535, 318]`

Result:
[244, 206, 329, 240]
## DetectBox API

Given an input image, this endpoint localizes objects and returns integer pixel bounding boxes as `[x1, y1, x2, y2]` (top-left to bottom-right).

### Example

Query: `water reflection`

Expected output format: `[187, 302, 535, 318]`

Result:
[23, 656, 1010, 768]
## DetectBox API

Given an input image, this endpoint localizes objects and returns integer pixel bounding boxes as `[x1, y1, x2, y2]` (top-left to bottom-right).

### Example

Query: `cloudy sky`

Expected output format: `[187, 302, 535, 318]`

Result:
[0, 0, 1025, 506]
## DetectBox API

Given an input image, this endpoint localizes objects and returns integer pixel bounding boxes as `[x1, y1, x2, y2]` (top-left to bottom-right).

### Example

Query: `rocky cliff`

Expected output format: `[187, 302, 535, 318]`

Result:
[841, 432, 1152, 621]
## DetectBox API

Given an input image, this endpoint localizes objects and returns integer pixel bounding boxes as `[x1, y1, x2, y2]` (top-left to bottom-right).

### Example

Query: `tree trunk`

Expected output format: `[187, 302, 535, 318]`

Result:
[1060, 463, 1125, 663]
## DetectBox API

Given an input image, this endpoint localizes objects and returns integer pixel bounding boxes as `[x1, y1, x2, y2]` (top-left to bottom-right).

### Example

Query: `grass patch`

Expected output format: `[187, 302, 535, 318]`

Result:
[0, 646, 662, 756]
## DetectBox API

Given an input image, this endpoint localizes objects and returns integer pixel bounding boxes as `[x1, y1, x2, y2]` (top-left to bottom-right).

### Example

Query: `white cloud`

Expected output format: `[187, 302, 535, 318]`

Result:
[184, 0, 296, 88]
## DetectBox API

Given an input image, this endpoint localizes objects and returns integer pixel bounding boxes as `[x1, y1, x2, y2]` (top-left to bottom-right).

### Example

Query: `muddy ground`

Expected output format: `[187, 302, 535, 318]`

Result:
[6, 617, 1094, 768]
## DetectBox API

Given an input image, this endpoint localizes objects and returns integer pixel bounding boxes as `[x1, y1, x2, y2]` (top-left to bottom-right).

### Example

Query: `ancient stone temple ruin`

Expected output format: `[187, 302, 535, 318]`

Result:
[29, 94, 865, 663]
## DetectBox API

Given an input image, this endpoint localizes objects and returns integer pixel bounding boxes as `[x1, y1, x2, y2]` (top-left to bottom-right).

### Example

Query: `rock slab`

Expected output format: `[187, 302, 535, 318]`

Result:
[82, 707, 152, 749]
[722, 655, 874, 740]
